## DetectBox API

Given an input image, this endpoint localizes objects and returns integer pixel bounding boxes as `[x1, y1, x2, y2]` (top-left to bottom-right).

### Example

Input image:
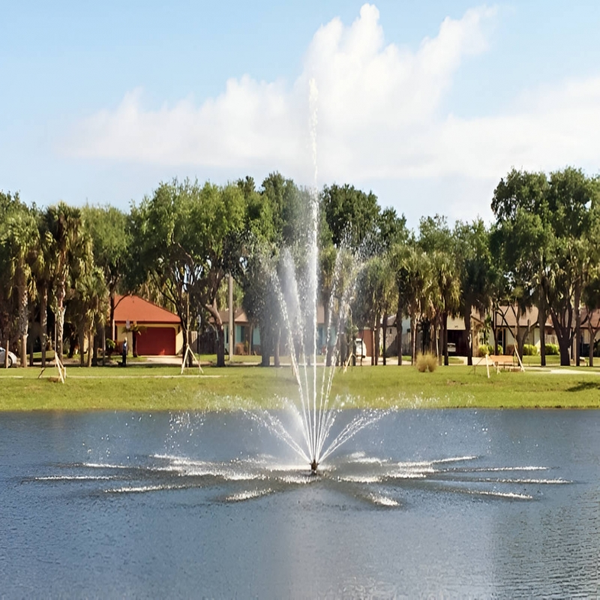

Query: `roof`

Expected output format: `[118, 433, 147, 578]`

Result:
[494, 306, 553, 329]
[114, 295, 180, 325]
[218, 307, 251, 325]
[219, 305, 327, 325]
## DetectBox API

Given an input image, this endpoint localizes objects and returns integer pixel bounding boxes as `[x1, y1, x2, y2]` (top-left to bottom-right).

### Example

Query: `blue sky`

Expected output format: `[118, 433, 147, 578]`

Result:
[2, 1, 600, 227]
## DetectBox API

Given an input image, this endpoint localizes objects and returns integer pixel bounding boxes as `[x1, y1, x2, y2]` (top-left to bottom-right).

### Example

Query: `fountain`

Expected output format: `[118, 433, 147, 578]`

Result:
[244, 77, 387, 475]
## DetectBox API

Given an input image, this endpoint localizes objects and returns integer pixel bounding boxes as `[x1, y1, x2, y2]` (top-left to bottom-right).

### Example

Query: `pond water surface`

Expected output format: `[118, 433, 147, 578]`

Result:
[1, 409, 599, 598]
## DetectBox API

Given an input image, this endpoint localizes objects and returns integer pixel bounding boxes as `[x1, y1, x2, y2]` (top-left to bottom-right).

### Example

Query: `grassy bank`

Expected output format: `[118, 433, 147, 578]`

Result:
[1, 362, 600, 411]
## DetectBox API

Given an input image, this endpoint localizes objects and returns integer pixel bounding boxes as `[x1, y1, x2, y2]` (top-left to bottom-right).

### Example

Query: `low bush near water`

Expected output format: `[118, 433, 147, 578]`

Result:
[416, 352, 437, 372]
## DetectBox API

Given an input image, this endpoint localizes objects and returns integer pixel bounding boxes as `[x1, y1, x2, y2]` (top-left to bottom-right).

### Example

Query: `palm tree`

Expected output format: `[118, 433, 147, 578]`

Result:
[430, 251, 461, 365]
[31, 210, 56, 368]
[393, 246, 432, 365]
[74, 265, 109, 366]
[2, 204, 39, 367]
[455, 220, 493, 366]
[45, 202, 83, 362]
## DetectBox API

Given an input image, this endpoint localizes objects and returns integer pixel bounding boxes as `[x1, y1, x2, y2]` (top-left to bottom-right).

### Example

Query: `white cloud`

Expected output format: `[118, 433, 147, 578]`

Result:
[66, 3, 600, 199]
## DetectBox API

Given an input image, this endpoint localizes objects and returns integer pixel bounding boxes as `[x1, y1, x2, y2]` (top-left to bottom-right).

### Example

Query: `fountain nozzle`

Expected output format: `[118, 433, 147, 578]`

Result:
[310, 459, 318, 474]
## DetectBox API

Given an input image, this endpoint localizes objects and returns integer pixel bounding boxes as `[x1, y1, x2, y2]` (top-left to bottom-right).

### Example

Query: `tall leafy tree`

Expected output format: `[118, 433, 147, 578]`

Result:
[321, 184, 380, 252]
[545, 168, 600, 365]
[493, 168, 599, 365]
[491, 169, 550, 362]
[82, 205, 129, 364]
[129, 179, 245, 367]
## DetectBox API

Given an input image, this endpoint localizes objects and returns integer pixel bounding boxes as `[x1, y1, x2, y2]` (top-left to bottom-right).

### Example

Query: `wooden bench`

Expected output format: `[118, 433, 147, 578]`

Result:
[473, 353, 522, 377]
[487, 355, 516, 371]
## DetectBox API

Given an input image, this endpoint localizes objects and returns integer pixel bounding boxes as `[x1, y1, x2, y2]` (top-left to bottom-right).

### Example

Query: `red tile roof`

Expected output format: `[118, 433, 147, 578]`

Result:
[113, 295, 180, 324]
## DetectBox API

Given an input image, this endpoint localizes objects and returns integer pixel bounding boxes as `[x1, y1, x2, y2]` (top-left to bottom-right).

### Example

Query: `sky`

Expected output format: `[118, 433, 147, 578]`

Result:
[2, 1, 600, 228]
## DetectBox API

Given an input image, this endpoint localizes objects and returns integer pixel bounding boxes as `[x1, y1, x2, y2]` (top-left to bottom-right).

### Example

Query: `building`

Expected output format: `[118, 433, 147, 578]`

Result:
[220, 305, 332, 355]
[113, 295, 183, 355]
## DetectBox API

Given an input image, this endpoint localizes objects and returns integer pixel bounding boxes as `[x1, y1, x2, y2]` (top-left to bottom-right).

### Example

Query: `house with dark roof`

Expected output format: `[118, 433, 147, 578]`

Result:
[113, 295, 183, 356]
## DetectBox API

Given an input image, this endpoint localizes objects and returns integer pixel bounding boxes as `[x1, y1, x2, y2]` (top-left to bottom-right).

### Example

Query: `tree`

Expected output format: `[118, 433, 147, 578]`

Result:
[45, 202, 84, 362]
[418, 216, 460, 363]
[491, 171, 549, 362]
[0, 192, 24, 365]
[81, 267, 109, 366]
[82, 204, 129, 363]
[454, 220, 493, 365]
[1, 199, 39, 367]
[391, 244, 431, 364]
[353, 255, 397, 365]
[129, 179, 245, 367]
[429, 250, 461, 365]
[492, 167, 600, 366]
[545, 168, 600, 365]
[321, 184, 380, 252]
[582, 271, 600, 366]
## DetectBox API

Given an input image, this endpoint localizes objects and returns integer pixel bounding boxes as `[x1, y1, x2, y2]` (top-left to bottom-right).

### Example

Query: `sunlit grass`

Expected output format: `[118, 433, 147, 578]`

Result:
[1, 361, 599, 411]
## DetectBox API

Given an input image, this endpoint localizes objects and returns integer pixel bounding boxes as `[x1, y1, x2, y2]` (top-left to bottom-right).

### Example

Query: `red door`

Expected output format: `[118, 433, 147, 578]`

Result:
[137, 327, 176, 355]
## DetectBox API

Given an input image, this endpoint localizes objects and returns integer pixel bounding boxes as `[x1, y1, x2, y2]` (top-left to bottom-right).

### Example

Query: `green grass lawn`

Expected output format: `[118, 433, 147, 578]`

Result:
[1, 361, 599, 411]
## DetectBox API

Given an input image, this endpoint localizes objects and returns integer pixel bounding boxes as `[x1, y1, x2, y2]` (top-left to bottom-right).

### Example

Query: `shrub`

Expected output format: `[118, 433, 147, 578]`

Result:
[478, 344, 504, 356]
[105, 339, 116, 355]
[545, 343, 559, 356]
[416, 352, 437, 372]
[523, 344, 538, 356]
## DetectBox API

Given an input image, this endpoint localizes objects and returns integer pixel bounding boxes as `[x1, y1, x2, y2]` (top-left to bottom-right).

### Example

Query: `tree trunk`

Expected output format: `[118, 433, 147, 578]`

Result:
[559, 341, 570, 366]
[575, 283, 582, 366]
[443, 312, 449, 366]
[551, 309, 571, 366]
[274, 326, 281, 367]
[92, 326, 98, 366]
[110, 294, 116, 342]
[437, 319, 442, 366]
[539, 299, 546, 367]
[382, 314, 388, 366]
[40, 287, 48, 368]
[396, 304, 403, 366]
[101, 325, 106, 366]
[589, 324, 595, 367]
[87, 329, 94, 367]
[410, 317, 417, 365]
[17, 268, 28, 368]
[215, 323, 225, 367]
[79, 326, 85, 366]
[372, 322, 378, 366]
[261, 327, 270, 367]
[492, 321, 499, 355]
[56, 281, 66, 362]
[465, 311, 473, 366]
[4, 339, 9, 369]
[324, 302, 331, 367]
[29, 333, 34, 367]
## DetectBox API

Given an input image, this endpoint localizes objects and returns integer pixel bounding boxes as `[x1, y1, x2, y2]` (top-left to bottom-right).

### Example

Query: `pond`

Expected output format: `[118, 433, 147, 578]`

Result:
[1, 409, 599, 598]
